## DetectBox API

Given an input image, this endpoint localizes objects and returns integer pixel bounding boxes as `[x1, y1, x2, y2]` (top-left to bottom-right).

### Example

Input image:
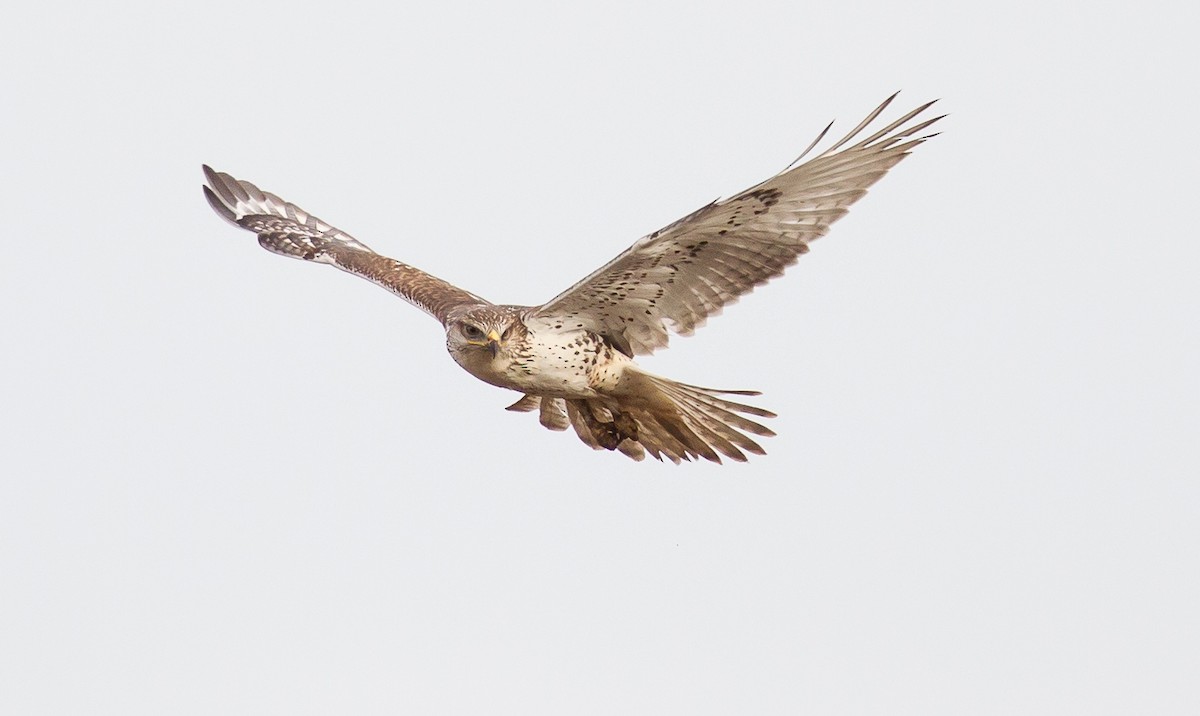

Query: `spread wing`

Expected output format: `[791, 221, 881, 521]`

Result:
[527, 93, 943, 356]
[202, 166, 489, 324]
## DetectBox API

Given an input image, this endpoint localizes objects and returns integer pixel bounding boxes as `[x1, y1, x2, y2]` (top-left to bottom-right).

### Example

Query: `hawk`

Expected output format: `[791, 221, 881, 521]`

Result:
[202, 93, 942, 463]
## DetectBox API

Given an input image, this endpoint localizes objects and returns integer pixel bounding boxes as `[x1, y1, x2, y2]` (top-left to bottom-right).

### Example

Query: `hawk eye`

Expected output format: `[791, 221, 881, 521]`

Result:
[461, 323, 484, 340]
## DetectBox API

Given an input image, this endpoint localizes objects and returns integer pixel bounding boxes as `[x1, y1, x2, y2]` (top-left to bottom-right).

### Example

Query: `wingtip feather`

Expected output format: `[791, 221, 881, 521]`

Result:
[202, 185, 239, 225]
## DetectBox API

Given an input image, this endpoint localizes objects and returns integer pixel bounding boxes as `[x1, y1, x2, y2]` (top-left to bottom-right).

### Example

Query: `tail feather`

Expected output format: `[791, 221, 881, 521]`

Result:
[665, 392, 757, 462]
[507, 371, 775, 464]
[673, 391, 765, 459]
[631, 373, 775, 463]
[646, 410, 722, 463]
[654, 380, 775, 439]
[631, 412, 686, 464]
[669, 398, 749, 462]
[675, 383, 778, 420]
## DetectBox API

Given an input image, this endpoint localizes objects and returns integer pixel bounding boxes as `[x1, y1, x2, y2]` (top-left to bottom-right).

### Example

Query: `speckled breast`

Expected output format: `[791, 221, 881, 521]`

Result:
[504, 328, 630, 397]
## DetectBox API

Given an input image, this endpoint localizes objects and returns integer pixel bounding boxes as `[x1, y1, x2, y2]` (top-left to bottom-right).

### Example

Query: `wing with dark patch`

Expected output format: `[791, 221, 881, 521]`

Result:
[202, 166, 490, 324]
[527, 93, 943, 355]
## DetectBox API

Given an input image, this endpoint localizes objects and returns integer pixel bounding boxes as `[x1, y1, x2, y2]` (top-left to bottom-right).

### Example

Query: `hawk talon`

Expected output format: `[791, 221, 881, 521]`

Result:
[613, 412, 640, 443]
[595, 423, 622, 451]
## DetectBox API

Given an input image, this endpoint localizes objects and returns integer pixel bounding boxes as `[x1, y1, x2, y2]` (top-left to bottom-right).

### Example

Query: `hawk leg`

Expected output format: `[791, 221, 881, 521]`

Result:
[613, 411, 640, 443]
[595, 422, 622, 451]
[570, 400, 640, 451]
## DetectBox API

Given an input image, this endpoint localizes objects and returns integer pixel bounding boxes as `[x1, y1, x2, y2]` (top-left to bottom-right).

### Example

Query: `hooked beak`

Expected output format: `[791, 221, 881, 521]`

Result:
[486, 329, 501, 357]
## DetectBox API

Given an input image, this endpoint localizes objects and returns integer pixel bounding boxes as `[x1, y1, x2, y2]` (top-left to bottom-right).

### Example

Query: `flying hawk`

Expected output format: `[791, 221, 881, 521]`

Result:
[203, 93, 942, 463]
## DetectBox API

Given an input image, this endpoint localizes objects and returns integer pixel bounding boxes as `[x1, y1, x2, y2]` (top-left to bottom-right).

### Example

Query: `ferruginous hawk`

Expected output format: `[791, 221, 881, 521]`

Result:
[202, 93, 942, 463]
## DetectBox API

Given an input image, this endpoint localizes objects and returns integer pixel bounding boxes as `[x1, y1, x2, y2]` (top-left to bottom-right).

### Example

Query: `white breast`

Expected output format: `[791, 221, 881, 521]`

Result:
[505, 328, 630, 397]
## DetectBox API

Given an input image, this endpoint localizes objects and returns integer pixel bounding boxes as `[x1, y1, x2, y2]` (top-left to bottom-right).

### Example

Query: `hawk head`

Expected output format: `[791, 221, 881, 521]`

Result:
[445, 305, 525, 362]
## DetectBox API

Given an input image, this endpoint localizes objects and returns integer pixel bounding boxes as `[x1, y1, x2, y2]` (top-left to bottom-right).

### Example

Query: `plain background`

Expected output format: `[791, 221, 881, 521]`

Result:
[2, 1, 1196, 714]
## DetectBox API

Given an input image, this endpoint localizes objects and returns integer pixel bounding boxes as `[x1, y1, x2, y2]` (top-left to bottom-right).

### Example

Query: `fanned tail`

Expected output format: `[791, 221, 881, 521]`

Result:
[504, 371, 775, 464]
[627, 374, 774, 464]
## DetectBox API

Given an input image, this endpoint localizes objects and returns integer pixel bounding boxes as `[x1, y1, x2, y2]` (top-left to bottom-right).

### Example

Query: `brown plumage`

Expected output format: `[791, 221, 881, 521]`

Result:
[202, 93, 942, 463]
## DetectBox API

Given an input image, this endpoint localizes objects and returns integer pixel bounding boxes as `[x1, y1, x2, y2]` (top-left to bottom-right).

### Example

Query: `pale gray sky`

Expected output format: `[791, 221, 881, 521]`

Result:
[2, 1, 1197, 714]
